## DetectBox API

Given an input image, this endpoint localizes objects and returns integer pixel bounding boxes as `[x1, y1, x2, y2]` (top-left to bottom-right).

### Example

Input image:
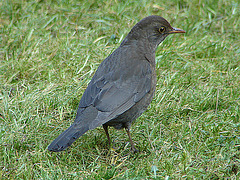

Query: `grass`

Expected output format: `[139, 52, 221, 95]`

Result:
[1, 0, 240, 179]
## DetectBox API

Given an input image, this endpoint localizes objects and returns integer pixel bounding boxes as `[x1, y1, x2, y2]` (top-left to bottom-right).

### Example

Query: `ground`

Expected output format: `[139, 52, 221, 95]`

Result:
[1, 0, 240, 179]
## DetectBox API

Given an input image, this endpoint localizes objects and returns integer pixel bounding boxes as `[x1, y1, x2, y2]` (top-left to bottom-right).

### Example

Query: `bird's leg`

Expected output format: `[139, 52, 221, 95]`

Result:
[102, 124, 111, 147]
[125, 127, 138, 153]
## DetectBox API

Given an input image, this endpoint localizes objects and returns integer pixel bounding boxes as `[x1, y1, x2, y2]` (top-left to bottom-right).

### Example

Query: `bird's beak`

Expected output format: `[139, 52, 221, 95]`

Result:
[169, 27, 186, 34]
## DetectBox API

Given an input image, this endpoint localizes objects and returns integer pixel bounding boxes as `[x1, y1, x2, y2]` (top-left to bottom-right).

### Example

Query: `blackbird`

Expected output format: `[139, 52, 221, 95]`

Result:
[48, 15, 185, 152]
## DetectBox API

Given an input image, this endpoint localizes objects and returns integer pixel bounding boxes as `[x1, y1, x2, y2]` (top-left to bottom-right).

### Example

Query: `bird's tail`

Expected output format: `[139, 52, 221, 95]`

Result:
[48, 124, 89, 152]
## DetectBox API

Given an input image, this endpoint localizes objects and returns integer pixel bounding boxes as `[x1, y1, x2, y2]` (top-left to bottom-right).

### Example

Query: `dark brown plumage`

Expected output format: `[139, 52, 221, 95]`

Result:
[48, 15, 185, 152]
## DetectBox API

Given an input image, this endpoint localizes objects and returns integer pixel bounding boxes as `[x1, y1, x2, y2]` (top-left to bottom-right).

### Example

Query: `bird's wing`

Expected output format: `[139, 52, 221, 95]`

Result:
[76, 59, 152, 129]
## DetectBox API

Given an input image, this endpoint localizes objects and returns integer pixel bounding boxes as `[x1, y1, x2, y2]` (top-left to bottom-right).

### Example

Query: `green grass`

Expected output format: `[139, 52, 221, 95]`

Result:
[1, 0, 240, 179]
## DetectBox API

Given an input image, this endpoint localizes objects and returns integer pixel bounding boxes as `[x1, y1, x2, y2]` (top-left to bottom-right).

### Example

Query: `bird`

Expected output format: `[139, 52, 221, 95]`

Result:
[48, 15, 185, 153]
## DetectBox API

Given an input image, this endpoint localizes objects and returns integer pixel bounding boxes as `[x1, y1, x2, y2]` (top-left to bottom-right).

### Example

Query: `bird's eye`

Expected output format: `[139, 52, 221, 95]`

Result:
[159, 27, 166, 33]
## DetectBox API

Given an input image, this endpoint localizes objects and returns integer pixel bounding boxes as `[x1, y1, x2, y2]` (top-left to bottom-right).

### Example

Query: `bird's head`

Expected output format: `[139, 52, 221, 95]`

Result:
[122, 15, 185, 52]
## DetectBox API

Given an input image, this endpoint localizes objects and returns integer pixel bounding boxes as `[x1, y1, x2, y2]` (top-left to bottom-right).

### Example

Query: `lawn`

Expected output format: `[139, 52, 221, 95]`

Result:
[1, 0, 239, 179]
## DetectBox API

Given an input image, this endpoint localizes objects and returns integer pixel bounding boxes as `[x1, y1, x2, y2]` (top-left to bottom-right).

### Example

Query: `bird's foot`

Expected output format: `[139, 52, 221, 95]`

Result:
[131, 146, 139, 153]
